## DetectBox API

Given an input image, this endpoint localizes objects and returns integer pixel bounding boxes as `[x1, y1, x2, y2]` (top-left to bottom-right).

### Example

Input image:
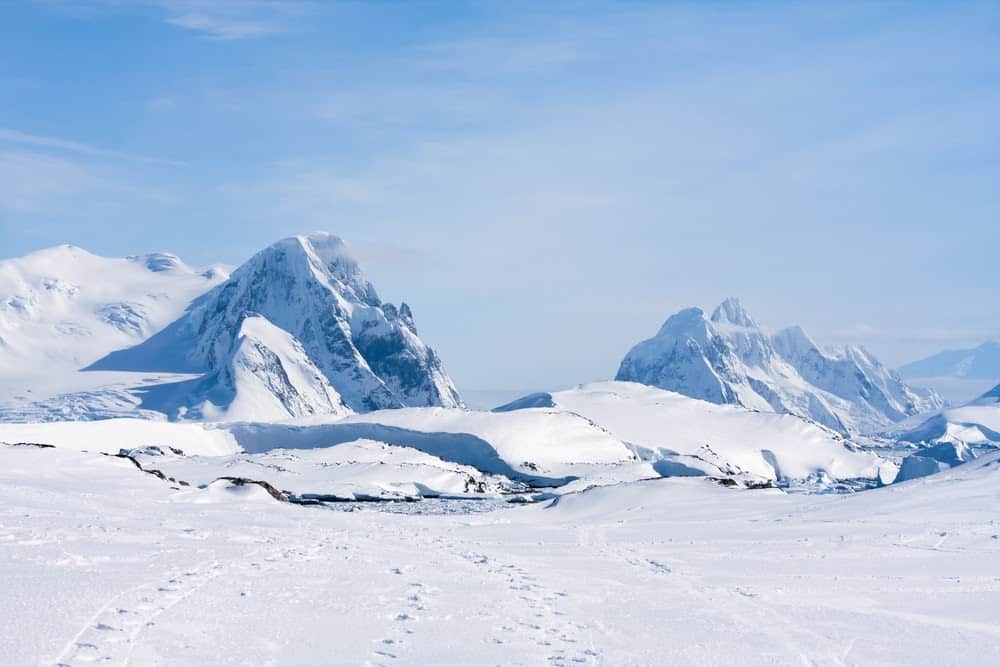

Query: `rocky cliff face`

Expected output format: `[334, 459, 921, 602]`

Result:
[616, 298, 942, 435]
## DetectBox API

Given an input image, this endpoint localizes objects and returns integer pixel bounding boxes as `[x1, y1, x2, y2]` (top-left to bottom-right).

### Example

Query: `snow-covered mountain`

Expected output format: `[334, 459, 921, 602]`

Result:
[897, 383, 1000, 447]
[0, 245, 228, 375]
[899, 340, 1000, 380]
[897, 341, 1000, 404]
[615, 298, 942, 435]
[89, 233, 462, 416]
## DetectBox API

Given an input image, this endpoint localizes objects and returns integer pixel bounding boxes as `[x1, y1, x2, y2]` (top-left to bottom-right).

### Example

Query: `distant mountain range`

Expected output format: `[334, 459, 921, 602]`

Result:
[895, 341, 1000, 404]
[899, 341, 1000, 380]
[0, 239, 978, 436]
[615, 298, 943, 435]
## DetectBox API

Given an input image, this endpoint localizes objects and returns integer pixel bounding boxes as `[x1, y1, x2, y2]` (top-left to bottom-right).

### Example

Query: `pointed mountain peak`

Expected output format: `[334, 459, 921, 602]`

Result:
[90, 232, 462, 414]
[656, 307, 709, 337]
[710, 297, 758, 328]
[297, 231, 350, 265]
[618, 299, 941, 435]
[246, 232, 379, 307]
[772, 325, 820, 357]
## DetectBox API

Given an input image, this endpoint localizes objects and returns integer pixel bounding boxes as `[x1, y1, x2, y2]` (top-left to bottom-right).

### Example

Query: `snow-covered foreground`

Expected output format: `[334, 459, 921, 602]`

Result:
[3, 443, 999, 666]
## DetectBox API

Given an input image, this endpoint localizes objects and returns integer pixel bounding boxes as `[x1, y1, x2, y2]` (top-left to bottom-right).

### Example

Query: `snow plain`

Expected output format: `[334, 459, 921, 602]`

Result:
[2, 442, 999, 666]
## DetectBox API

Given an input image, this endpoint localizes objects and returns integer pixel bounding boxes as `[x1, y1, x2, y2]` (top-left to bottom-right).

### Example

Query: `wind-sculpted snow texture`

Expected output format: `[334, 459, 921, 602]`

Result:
[88, 233, 462, 417]
[616, 298, 943, 435]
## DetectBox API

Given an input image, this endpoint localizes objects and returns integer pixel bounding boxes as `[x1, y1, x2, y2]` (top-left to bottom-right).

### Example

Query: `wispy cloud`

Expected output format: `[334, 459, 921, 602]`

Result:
[35, 0, 310, 40]
[0, 128, 183, 166]
[159, 0, 310, 40]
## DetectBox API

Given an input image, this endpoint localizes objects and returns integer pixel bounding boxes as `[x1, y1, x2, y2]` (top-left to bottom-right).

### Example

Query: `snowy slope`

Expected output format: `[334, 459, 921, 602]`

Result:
[0, 245, 226, 374]
[90, 233, 462, 413]
[223, 407, 639, 487]
[181, 315, 351, 422]
[0, 418, 239, 456]
[897, 383, 1000, 446]
[616, 298, 942, 435]
[496, 381, 885, 483]
[0, 379, 890, 490]
[2, 443, 998, 666]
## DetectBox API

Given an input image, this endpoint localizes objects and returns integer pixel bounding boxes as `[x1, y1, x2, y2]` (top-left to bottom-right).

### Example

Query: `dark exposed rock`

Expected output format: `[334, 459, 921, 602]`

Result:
[215, 476, 288, 502]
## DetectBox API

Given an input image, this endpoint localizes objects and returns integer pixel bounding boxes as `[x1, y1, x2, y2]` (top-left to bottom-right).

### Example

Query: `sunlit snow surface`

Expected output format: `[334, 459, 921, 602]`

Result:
[2, 443, 999, 666]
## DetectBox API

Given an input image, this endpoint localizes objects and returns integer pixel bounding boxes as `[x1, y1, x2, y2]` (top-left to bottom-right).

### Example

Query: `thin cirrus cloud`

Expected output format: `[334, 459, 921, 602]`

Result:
[158, 0, 312, 40]
[0, 128, 183, 166]
[36, 0, 310, 40]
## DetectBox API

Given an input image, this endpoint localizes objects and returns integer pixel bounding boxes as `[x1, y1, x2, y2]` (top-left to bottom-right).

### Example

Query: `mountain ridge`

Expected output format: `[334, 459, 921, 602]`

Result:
[616, 298, 942, 435]
[89, 232, 463, 415]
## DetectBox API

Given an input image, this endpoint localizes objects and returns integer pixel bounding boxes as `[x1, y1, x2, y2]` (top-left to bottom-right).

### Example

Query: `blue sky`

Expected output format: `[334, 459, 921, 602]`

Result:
[2, 1, 999, 393]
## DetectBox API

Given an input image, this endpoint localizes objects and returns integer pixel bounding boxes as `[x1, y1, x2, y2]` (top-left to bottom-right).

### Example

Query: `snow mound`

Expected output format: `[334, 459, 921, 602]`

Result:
[192, 478, 287, 504]
[498, 381, 885, 484]
[226, 406, 638, 486]
[126, 439, 525, 501]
